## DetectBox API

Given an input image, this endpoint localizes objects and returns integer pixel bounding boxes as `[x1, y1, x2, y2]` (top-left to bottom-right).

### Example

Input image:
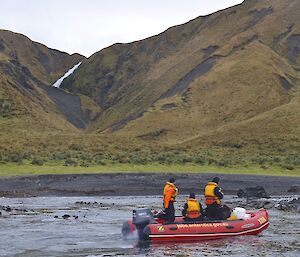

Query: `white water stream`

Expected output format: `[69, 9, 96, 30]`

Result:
[52, 62, 82, 88]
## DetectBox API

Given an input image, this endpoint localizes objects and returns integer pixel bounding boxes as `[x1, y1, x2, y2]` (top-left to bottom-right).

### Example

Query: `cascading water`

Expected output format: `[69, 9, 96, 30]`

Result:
[52, 62, 82, 88]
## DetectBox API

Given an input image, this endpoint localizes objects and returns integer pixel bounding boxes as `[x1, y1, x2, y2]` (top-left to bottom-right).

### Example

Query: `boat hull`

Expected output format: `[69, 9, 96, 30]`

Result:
[123, 209, 269, 242]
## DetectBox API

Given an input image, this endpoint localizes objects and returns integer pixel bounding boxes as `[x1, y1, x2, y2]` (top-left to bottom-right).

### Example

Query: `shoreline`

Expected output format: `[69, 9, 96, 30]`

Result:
[0, 172, 299, 198]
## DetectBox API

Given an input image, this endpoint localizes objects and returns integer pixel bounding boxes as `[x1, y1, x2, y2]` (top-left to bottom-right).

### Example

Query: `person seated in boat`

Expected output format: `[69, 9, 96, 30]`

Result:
[182, 192, 203, 221]
[204, 177, 224, 220]
[158, 177, 178, 223]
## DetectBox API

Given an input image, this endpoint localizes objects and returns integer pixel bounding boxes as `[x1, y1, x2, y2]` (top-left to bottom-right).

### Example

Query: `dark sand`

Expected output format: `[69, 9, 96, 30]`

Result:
[0, 173, 299, 197]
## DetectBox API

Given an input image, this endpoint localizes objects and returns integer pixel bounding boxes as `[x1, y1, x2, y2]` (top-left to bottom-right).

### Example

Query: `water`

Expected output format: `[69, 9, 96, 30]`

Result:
[0, 195, 299, 257]
[52, 62, 82, 88]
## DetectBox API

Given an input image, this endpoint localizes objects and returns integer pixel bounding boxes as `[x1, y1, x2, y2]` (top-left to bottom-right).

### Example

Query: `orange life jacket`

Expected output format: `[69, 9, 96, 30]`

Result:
[186, 198, 201, 219]
[204, 182, 221, 205]
[163, 182, 178, 208]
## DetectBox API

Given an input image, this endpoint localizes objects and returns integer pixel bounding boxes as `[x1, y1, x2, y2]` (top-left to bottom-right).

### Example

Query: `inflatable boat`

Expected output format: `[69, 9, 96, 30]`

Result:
[122, 208, 269, 242]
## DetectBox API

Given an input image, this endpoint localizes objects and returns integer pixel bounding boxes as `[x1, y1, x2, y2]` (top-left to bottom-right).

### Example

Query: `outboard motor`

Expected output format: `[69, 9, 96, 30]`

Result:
[132, 208, 153, 240]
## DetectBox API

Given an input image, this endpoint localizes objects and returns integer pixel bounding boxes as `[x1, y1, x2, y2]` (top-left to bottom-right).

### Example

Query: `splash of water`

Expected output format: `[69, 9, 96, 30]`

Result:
[52, 62, 82, 88]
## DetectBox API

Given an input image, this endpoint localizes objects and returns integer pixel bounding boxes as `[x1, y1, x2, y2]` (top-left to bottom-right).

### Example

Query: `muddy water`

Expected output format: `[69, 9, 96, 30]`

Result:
[0, 195, 299, 257]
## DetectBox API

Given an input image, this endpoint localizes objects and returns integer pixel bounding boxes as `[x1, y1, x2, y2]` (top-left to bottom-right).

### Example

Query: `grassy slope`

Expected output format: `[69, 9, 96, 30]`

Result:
[0, 29, 92, 132]
[61, 0, 300, 134]
[119, 42, 298, 138]
[0, 0, 300, 174]
[0, 29, 85, 84]
[0, 72, 79, 132]
[115, 0, 300, 166]
[58, 0, 300, 163]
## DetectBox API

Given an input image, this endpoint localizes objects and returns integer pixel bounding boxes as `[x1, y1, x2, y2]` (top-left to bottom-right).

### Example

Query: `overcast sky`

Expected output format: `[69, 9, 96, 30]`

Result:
[1, 0, 243, 57]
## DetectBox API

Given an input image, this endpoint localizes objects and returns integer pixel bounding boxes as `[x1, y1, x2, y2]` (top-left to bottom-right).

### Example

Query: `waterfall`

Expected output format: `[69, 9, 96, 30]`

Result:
[52, 62, 82, 88]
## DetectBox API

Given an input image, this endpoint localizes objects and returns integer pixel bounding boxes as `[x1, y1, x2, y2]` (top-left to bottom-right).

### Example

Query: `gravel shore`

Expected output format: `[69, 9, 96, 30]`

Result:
[0, 173, 299, 197]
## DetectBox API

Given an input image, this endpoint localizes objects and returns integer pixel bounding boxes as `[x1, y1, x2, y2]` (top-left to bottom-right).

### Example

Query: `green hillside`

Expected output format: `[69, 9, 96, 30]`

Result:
[0, 0, 300, 173]
[0, 29, 102, 132]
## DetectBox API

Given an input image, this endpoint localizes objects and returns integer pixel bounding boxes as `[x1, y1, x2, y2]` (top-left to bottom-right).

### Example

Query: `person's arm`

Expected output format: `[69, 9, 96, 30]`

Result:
[164, 190, 172, 208]
[182, 203, 188, 216]
[214, 187, 224, 199]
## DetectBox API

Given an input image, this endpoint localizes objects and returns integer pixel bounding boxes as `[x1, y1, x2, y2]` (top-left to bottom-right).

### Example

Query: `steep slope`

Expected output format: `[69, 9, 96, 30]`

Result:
[0, 29, 97, 131]
[0, 29, 84, 84]
[0, 0, 299, 168]
[61, 0, 300, 145]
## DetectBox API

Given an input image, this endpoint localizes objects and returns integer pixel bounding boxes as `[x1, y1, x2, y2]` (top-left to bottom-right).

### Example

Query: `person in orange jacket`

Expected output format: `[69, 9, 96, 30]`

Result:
[162, 177, 178, 223]
[182, 192, 203, 221]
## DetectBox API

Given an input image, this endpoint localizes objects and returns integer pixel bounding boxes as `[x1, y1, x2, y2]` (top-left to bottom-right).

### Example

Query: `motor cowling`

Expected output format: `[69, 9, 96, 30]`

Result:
[132, 209, 153, 240]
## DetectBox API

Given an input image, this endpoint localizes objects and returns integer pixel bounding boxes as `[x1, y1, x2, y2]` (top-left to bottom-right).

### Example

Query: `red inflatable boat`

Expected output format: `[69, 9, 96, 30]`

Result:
[122, 208, 269, 242]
